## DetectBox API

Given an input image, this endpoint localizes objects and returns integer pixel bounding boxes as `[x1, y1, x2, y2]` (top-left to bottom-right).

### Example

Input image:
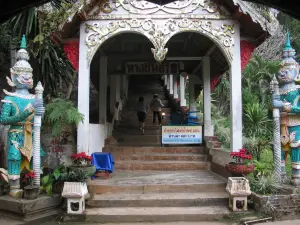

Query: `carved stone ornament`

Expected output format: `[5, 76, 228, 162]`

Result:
[88, 0, 230, 20]
[85, 19, 235, 64]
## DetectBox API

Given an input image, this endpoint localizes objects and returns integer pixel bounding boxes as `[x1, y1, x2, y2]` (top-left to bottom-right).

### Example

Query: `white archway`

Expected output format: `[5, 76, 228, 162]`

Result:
[77, 0, 242, 153]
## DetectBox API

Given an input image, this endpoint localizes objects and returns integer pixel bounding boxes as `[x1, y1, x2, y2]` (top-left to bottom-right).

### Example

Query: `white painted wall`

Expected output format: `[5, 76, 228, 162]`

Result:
[89, 123, 114, 154]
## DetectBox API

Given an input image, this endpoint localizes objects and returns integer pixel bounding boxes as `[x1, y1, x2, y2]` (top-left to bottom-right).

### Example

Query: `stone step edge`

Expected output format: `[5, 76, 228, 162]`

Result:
[89, 192, 228, 201]
[115, 160, 208, 164]
[113, 153, 206, 156]
[84, 206, 231, 215]
[104, 146, 204, 149]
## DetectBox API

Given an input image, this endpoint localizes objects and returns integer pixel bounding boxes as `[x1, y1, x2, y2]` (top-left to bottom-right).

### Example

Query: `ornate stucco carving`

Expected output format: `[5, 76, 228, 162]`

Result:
[87, 0, 231, 20]
[85, 18, 235, 64]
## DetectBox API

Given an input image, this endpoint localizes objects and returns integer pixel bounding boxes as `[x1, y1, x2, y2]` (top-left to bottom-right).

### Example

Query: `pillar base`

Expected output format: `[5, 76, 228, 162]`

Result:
[180, 99, 187, 107]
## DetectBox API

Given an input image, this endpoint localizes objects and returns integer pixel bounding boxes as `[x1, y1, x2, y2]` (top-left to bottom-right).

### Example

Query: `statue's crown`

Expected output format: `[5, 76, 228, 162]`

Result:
[278, 32, 298, 70]
[282, 32, 296, 59]
[10, 35, 33, 75]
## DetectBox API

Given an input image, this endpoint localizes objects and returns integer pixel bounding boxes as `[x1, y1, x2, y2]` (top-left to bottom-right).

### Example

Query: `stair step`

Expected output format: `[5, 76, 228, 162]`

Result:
[113, 153, 207, 161]
[103, 146, 205, 154]
[64, 206, 232, 223]
[106, 143, 163, 147]
[113, 129, 161, 135]
[87, 192, 228, 207]
[115, 135, 161, 143]
[87, 171, 226, 194]
[116, 125, 164, 130]
[118, 120, 169, 126]
[115, 160, 209, 171]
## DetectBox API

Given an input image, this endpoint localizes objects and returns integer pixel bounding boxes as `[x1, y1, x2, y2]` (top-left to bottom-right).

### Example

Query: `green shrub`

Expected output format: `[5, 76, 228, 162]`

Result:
[248, 173, 280, 195]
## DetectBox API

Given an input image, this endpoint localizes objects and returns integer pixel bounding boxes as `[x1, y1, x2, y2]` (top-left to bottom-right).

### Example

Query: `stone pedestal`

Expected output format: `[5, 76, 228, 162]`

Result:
[226, 177, 251, 211]
[0, 194, 61, 219]
[62, 182, 88, 215]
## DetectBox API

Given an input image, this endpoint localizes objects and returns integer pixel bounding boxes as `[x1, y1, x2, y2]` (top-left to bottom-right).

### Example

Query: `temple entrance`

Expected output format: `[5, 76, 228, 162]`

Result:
[65, 0, 277, 221]
[87, 31, 229, 152]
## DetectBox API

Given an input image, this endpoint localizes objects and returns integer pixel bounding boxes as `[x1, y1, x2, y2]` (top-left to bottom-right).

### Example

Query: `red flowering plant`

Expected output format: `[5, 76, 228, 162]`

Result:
[71, 152, 92, 166]
[229, 148, 253, 164]
[226, 148, 254, 175]
[23, 171, 36, 187]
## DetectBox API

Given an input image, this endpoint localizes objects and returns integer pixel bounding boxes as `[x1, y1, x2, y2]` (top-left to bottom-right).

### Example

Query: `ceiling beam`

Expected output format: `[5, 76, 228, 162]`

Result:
[166, 57, 203, 60]
[205, 44, 217, 56]
[182, 33, 193, 52]
[192, 44, 216, 73]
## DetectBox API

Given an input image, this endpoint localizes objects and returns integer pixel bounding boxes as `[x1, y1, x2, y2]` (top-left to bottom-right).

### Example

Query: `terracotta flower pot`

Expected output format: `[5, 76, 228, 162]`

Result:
[24, 185, 40, 200]
[225, 163, 254, 175]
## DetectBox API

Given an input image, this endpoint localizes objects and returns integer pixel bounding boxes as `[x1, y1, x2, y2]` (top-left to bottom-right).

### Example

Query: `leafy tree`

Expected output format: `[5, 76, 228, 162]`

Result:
[3, 1, 81, 98]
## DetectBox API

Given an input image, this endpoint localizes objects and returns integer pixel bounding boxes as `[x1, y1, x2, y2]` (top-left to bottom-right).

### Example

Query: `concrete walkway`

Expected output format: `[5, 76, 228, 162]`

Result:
[1, 215, 300, 225]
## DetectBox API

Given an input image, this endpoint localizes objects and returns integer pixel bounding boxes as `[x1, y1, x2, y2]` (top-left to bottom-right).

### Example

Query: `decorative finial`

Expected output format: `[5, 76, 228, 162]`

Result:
[284, 32, 292, 51]
[35, 82, 44, 93]
[270, 74, 278, 93]
[20, 35, 27, 49]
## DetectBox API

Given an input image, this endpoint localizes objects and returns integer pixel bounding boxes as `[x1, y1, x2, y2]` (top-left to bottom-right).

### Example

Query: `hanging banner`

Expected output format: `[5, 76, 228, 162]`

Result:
[162, 125, 202, 144]
[125, 62, 179, 75]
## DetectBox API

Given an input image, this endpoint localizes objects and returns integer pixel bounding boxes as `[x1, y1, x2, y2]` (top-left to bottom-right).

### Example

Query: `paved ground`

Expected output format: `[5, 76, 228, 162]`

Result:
[1, 216, 300, 225]
[40, 221, 300, 225]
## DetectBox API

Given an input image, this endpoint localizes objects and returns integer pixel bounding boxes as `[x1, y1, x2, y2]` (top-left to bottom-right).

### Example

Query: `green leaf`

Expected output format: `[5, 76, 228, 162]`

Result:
[33, 33, 44, 44]
[46, 183, 53, 196]
[41, 175, 50, 186]
[53, 169, 61, 180]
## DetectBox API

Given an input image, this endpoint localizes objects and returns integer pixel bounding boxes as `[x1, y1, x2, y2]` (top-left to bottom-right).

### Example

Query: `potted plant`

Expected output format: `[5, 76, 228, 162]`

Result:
[23, 171, 39, 200]
[225, 148, 254, 176]
[62, 169, 89, 183]
[69, 152, 96, 177]
[41, 163, 66, 196]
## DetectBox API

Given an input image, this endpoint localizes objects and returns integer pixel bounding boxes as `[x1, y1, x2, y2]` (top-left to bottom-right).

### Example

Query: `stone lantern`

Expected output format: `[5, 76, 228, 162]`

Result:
[226, 177, 251, 211]
[62, 182, 88, 214]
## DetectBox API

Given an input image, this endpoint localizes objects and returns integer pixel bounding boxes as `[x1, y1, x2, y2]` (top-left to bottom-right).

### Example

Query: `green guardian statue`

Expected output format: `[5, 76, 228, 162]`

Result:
[272, 33, 300, 185]
[0, 35, 45, 197]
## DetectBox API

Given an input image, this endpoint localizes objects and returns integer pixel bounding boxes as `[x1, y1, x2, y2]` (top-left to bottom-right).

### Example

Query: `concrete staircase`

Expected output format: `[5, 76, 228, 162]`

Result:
[65, 75, 234, 223]
[113, 75, 172, 146]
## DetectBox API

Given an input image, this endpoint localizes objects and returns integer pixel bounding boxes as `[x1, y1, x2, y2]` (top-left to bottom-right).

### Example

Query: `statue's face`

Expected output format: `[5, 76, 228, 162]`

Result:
[12, 73, 33, 89]
[278, 65, 298, 84]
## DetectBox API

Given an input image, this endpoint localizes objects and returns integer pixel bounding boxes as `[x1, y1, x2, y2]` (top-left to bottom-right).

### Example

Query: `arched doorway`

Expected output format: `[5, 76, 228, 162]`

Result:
[77, 0, 242, 153]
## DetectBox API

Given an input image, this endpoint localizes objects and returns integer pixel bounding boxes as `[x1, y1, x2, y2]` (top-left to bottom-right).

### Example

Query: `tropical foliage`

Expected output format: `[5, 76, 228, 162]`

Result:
[210, 55, 279, 155]
[0, 1, 81, 97]
[44, 98, 84, 138]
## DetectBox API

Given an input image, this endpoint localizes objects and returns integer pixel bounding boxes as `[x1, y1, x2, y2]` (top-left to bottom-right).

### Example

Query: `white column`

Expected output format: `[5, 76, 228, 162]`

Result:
[99, 56, 107, 124]
[173, 75, 178, 99]
[230, 23, 243, 152]
[167, 75, 170, 90]
[169, 74, 173, 95]
[164, 75, 168, 86]
[189, 75, 196, 114]
[180, 73, 186, 107]
[115, 74, 122, 120]
[110, 75, 116, 115]
[77, 23, 90, 153]
[203, 57, 213, 137]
